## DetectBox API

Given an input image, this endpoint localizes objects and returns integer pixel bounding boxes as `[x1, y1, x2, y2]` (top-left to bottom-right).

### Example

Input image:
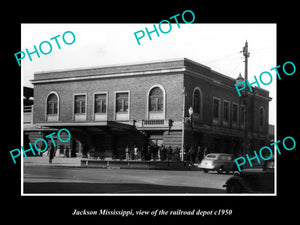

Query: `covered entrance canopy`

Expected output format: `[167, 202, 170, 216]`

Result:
[36, 121, 146, 159]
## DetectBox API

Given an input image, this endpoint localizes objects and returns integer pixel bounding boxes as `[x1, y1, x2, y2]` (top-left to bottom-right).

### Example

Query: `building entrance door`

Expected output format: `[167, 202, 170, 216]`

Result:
[149, 139, 163, 146]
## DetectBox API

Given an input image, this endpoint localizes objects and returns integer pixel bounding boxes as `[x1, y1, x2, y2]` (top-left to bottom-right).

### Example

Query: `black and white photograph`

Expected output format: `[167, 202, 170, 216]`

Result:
[21, 23, 277, 195]
[5, 5, 298, 225]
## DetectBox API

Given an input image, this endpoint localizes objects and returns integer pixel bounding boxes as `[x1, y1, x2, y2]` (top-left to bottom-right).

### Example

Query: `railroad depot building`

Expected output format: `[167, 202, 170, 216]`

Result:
[28, 58, 271, 159]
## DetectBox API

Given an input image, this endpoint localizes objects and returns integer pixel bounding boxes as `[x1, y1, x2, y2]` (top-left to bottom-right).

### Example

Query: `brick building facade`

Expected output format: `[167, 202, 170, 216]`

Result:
[29, 58, 271, 159]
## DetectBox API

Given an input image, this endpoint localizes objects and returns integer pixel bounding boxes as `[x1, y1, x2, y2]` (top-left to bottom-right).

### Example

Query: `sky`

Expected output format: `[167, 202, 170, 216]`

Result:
[21, 23, 276, 125]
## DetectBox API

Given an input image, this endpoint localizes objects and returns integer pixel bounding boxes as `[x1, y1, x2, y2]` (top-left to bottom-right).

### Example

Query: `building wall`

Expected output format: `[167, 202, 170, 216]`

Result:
[33, 73, 184, 124]
[183, 73, 270, 134]
[31, 58, 271, 157]
[184, 73, 244, 129]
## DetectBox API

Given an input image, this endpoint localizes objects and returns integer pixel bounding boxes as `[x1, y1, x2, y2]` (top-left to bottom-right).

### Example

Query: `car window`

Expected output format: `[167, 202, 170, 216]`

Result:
[226, 156, 233, 160]
[266, 160, 274, 169]
[220, 155, 227, 160]
[206, 154, 216, 159]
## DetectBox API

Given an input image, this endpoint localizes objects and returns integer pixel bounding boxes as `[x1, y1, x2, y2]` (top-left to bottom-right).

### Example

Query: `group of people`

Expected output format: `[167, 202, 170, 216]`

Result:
[40, 141, 71, 164]
[125, 145, 181, 161]
[45, 141, 208, 164]
[124, 145, 208, 163]
[185, 146, 208, 164]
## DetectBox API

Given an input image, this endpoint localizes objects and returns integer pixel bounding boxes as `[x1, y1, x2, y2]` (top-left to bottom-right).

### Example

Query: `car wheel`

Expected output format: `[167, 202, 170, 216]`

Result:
[203, 169, 208, 173]
[226, 181, 242, 193]
[217, 166, 224, 174]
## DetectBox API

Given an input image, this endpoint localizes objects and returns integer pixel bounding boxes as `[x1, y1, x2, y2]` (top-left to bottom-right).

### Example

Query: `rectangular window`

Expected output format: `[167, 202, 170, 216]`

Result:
[223, 101, 229, 122]
[232, 103, 239, 128]
[232, 104, 238, 122]
[95, 94, 107, 113]
[115, 91, 129, 121]
[241, 105, 245, 127]
[260, 108, 265, 127]
[116, 93, 128, 113]
[74, 95, 86, 114]
[213, 97, 221, 125]
[213, 98, 220, 119]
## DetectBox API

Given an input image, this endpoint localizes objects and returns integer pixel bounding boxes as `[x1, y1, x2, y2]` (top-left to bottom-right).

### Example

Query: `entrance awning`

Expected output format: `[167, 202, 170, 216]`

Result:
[35, 121, 137, 134]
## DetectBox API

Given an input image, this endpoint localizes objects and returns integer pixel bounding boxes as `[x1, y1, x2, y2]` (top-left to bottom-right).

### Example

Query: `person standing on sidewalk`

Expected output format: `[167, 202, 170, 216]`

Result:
[133, 145, 138, 160]
[48, 142, 55, 164]
[125, 145, 130, 161]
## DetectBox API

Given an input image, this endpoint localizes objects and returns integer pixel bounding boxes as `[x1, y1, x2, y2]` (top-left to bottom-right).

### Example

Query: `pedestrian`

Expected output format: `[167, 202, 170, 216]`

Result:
[174, 147, 180, 161]
[48, 141, 55, 164]
[82, 143, 88, 158]
[203, 147, 208, 158]
[191, 147, 196, 163]
[150, 145, 155, 161]
[157, 146, 161, 161]
[167, 146, 172, 161]
[153, 145, 158, 161]
[141, 146, 146, 161]
[130, 146, 134, 160]
[179, 147, 184, 161]
[147, 145, 151, 161]
[125, 145, 130, 161]
[196, 146, 202, 163]
[40, 141, 45, 156]
[134, 145, 138, 160]
[160, 145, 166, 160]
[65, 146, 69, 158]
[188, 146, 195, 164]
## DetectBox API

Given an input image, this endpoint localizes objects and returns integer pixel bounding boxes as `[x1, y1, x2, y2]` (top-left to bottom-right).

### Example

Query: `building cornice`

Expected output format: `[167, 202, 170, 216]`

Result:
[31, 68, 186, 84]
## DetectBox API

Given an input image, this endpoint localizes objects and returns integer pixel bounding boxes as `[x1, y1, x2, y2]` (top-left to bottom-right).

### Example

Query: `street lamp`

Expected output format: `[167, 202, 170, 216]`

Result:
[236, 72, 244, 85]
[188, 106, 194, 151]
[188, 106, 194, 118]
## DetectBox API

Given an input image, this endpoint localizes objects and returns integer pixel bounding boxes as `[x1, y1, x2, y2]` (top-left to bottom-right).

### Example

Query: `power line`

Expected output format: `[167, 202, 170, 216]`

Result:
[202, 51, 240, 65]
[228, 61, 243, 75]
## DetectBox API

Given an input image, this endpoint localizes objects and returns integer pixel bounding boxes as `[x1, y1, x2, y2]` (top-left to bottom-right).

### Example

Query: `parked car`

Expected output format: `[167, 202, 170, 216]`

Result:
[223, 157, 274, 193]
[198, 153, 236, 174]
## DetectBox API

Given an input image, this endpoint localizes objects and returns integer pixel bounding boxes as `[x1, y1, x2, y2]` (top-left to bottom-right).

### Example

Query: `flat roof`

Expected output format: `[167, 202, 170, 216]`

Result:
[31, 58, 235, 85]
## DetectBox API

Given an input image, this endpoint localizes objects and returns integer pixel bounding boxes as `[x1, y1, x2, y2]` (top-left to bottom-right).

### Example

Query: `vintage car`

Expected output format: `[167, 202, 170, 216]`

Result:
[223, 158, 274, 193]
[198, 153, 236, 174]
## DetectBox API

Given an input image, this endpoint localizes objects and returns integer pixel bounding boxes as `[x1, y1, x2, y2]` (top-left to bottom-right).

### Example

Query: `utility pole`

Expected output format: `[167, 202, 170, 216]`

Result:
[181, 87, 186, 161]
[242, 40, 250, 81]
[242, 40, 250, 156]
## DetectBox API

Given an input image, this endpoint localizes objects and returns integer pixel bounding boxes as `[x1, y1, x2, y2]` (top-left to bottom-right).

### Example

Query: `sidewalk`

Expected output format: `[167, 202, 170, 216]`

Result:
[24, 157, 194, 170]
[24, 156, 81, 167]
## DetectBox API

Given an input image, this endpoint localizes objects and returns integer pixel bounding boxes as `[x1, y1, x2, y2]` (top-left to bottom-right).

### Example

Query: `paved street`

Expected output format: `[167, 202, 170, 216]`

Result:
[23, 158, 231, 194]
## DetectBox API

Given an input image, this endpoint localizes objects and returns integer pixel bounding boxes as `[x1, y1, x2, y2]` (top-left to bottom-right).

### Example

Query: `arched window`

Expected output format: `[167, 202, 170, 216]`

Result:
[47, 93, 58, 115]
[149, 87, 163, 112]
[46, 92, 59, 121]
[192, 87, 203, 120]
[259, 107, 265, 127]
[193, 89, 201, 114]
[147, 85, 165, 119]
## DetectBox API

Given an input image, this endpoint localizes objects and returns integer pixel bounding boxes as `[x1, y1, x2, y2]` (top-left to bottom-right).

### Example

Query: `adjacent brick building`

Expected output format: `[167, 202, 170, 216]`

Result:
[29, 58, 271, 159]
